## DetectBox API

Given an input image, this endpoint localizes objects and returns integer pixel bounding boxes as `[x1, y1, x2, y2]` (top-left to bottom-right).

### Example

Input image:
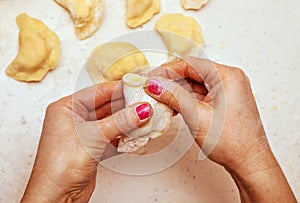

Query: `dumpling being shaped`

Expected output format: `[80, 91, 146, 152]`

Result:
[5, 13, 60, 82]
[117, 73, 173, 153]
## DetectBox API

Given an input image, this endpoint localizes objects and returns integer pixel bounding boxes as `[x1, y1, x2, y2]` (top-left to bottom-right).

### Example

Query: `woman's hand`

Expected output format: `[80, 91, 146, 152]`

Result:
[22, 81, 152, 202]
[145, 57, 296, 202]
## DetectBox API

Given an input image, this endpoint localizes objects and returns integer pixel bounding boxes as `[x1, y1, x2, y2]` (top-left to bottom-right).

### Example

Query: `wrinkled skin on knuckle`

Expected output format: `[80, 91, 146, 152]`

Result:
[165, 87, 181, 111]
[192, 104, 210, 136]
[114, 109, 136, 133]
[189, 119, 202, 137]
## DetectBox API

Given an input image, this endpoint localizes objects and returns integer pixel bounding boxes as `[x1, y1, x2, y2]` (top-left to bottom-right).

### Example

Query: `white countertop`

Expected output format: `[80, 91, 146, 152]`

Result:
[0, 0, 299, 202]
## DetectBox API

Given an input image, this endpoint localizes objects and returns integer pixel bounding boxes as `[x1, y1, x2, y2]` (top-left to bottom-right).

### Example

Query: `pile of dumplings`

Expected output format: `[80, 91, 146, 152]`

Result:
[5, 0, 209, 153]
[6, 0, 208, 82]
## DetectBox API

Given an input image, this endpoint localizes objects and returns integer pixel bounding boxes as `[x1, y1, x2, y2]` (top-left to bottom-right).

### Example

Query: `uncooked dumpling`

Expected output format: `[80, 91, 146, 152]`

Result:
[126, 0, 160, 28]
[86, 42, 149, 84]
[181, 0, 208, 10]
[55, 0, 104, 40]
[5, 13, 60, 82]
[155, 14, 203, 57]
[117, 73, 173, 153]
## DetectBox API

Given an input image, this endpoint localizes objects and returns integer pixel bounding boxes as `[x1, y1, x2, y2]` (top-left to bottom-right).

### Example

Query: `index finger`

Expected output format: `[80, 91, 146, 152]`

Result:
[73, 81, 123, 111]
[148, 57, 220, 87]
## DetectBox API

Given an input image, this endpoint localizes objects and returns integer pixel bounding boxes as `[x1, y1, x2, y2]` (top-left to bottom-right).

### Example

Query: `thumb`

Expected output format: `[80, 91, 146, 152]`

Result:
[77, 102, 152, 160]
[144, 77, 211, 137]
[99, 102, 153, 141]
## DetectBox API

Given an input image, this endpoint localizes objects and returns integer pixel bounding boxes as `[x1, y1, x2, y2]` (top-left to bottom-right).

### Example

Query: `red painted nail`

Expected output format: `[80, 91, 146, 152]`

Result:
[147, 78, 163, 96]
[135, 103, 152, 120]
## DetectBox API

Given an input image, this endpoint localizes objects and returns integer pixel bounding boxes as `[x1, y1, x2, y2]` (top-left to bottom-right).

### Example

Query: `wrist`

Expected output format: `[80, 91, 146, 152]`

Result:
[21, 180, 69, 203]
[22, 186, 69, 203]
[22, 159, 97, 203]
[227, 146, 296, 202]
[229, 142, 276, 177]
[21, 167, 70, 203]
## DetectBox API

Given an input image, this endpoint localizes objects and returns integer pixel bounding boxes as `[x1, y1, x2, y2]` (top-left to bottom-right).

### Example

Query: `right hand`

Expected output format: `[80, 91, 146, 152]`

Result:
[145, 57, 296, 202]
[146, 57, 269, 171]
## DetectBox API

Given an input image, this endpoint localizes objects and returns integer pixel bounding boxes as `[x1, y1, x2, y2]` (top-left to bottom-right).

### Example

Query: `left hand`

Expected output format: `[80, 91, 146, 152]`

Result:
[21, 81, 152, 202]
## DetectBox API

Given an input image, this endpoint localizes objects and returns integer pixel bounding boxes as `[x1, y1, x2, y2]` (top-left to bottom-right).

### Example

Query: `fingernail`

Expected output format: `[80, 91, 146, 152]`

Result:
[147, 78, 163, 96]
[135, 103, 152, 120]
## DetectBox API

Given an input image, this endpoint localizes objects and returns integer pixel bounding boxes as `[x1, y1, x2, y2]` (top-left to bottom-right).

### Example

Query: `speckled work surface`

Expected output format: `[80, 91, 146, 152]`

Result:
[0, 0, 299, 202]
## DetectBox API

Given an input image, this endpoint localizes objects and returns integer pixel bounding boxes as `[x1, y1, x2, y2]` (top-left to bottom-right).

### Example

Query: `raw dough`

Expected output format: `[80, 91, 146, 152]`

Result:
[5, 13, 60, 82]
[126, 0, 160, 28]
[86, 42, 149, 83]
[155, 14, 203, 57]
[181, 0, 208, 10]
[117, 73, 173, 153]
[55, 0, 104, 40]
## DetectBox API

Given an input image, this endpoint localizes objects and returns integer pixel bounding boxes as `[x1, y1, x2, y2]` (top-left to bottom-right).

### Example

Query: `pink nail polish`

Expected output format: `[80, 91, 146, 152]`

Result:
[135, 103, 151, 120]
[147, 78, 163, 96]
